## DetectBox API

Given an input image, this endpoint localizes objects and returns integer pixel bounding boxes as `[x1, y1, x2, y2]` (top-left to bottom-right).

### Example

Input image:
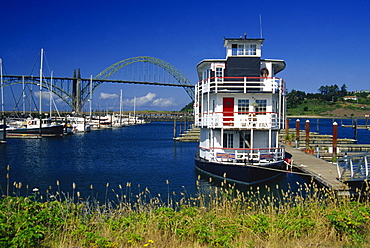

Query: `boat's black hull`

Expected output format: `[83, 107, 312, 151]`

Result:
[7, 125, 64, 137]
[194, 155, 285, 185]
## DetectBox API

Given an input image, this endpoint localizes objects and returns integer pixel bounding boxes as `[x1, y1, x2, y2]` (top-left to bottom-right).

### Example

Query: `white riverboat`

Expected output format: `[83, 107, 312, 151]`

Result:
[194, 35, 287, 184]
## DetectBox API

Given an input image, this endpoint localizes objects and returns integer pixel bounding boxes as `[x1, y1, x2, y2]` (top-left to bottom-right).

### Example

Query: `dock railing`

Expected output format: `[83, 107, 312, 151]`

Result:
[337, 153, 370, 182]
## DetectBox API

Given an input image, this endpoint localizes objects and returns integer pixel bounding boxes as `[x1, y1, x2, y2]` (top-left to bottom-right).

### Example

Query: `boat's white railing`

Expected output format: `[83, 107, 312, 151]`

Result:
[199, 146, 285, 165]
[195, 112, 282, 129]
[337, 153, 370, 182]
[197, 77, 284, 94]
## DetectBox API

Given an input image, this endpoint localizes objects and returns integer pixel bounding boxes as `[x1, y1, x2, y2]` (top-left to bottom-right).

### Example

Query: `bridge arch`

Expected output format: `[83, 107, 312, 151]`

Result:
[91, 56, 194, 101]
[1, 56, 194, 112]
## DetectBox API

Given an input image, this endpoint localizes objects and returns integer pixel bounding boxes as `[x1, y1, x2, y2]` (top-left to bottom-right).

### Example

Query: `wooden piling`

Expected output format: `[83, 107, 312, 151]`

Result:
[285, 118, 289, 136]
[295, 119, 300, 147]
[305, 119, 310, 149]
[333, 121, 338, 159]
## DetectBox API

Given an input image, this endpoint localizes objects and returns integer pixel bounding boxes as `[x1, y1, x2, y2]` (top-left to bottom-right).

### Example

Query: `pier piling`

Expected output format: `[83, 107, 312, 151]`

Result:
[332, 122, 338, 159]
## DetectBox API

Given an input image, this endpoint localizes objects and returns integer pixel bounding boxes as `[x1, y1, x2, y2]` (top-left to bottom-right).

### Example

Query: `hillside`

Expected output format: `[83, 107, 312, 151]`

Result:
[287, 99, 370, 117]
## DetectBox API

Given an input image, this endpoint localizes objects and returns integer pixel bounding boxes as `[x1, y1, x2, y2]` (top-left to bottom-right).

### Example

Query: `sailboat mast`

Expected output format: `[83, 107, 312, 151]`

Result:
[134, 96, 136, 125]
[90, 75, 92, 117]
[39, 48, 44, 116]
[120, 89, 122, 125]
[0, 58, 4, 115]
[22, 76, 25, 115]
[49, 71, 53, 117]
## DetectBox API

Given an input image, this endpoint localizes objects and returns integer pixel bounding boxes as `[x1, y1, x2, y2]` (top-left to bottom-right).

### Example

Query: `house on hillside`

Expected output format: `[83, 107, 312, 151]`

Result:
[343, 96, 358, 101]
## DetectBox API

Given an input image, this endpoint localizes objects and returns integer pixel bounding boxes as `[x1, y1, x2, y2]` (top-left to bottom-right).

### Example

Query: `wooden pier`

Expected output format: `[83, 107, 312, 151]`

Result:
[284, 144, 353, 195]
[174, 125, 200, 142]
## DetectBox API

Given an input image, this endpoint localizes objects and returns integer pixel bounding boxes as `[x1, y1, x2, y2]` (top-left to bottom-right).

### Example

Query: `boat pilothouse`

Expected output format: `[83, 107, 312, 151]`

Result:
[194, 35, 287, 184]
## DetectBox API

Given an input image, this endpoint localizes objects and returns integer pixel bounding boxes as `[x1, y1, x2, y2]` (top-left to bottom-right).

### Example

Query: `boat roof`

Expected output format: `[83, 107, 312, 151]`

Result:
[223, 36, 265, 46]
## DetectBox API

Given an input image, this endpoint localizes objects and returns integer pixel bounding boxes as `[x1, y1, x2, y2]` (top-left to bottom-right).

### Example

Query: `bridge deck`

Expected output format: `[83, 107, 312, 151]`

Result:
[284, 144, 351, 194]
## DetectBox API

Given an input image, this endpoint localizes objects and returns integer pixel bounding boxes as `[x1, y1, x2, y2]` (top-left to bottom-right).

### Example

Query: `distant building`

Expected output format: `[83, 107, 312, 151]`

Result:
[343, 96, 358, 101]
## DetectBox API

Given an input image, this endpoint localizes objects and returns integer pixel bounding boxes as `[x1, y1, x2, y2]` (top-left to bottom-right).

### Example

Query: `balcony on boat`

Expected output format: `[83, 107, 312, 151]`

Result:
[195, 112, 283, 129]
[196, 77, 284, 94]
[199, 146, 284, 165]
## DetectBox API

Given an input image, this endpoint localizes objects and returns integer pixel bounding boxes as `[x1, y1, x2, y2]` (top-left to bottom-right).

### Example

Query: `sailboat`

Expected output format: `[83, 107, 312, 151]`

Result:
[7, 49, 64, 138]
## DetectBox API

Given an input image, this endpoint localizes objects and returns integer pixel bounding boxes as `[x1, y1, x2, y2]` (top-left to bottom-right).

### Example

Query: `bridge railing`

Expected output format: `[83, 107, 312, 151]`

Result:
[337, 153, 370, 182]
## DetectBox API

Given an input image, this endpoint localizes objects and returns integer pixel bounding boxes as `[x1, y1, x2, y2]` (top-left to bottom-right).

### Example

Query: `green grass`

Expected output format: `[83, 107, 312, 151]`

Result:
[1, 178, 370, 247]
[287, 99, 338, 116]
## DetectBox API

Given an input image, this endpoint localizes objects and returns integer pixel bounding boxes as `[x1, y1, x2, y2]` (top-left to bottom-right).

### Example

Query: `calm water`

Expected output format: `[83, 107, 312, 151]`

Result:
[1, 119, 369, 202]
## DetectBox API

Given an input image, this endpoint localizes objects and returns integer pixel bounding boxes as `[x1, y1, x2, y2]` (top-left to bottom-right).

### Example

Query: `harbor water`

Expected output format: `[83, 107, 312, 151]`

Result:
[0, 119, 369, 202]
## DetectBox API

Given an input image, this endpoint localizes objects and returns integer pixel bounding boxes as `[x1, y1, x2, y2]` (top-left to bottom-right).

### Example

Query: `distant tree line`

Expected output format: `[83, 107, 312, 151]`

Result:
[287, 84, 349, 108]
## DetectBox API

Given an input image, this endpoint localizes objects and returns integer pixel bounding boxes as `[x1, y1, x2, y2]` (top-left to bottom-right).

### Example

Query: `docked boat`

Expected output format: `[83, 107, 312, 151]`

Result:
[66, 116, 91, 132]
[6, 117, 64, 137]
[194, 35, 287, 185]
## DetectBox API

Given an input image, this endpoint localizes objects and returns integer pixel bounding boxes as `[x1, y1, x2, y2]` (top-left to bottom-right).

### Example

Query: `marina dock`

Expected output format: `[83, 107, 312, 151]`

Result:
[284, 144, 352, 195]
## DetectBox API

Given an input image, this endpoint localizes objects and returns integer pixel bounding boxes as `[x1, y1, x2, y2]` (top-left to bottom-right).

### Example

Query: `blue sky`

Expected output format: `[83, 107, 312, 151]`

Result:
[1, 0, 369, 112]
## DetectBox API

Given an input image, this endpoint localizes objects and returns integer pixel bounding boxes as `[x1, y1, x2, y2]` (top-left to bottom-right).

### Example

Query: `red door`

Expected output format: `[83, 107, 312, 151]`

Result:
[223, 97, 234, 126]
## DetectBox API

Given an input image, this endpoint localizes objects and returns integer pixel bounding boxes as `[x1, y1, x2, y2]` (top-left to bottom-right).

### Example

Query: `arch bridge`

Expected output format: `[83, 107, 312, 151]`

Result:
[1, 56, 194, 113]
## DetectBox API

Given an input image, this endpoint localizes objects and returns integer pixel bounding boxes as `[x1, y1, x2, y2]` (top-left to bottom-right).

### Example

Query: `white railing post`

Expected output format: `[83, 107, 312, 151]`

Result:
[337, 163, 342, 180]
[365, 155, 369, 177]
[244, 77, 247, 93]
[215, 79, 218, 93]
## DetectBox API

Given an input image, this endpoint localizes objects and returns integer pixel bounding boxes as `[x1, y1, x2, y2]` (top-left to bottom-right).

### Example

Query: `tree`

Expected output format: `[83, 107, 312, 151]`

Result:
[286, 89, 306, 108]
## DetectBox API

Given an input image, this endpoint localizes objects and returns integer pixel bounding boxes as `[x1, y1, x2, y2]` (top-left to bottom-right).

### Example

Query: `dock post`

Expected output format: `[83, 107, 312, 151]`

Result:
[179, 121, 182, 136]
[285, 118, 289, 136]
[366, 115, 369, 129]
[333, 122, 338, 160]
[305, 119, 310, 149]
[295, 119, 300, 149]
[353, 118, 358, 143]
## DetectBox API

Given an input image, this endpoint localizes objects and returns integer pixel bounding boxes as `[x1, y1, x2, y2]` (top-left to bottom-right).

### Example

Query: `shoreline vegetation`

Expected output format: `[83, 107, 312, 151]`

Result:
[1, 175, 370, 247]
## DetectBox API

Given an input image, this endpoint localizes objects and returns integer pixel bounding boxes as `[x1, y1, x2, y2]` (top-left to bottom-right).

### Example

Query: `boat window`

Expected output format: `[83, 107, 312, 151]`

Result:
[239, 132, 251, 148]
[223, 133, 233, 148]
[231, 44, 257, 56]
[237, 44, 244, 55]
[255, 99, 267, 114]
[238, 99, 249, 114]
[202, 69, 210, 81]
[215, 67, 223, 82]
[246, 44, 257, 55]
[232, 44, 238, 55]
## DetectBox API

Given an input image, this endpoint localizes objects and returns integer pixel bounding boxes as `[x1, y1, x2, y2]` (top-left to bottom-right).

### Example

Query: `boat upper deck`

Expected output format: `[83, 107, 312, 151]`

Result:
[196, 76, 284, 95]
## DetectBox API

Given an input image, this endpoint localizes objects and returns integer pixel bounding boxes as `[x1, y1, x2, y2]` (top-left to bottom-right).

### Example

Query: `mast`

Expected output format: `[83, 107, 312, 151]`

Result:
[133, 96, 136, 124]
[39, 48, 44, 116]
[89, 75, 92, 117]
[0, 58, 4, 115]
[119, 89, 122, 126]
[49, 71, 53, 117]
[22, 76, 25, 115]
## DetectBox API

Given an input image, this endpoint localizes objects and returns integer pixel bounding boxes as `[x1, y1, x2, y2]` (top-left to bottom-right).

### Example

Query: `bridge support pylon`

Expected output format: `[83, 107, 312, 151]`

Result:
[72, 69, 82, 113]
